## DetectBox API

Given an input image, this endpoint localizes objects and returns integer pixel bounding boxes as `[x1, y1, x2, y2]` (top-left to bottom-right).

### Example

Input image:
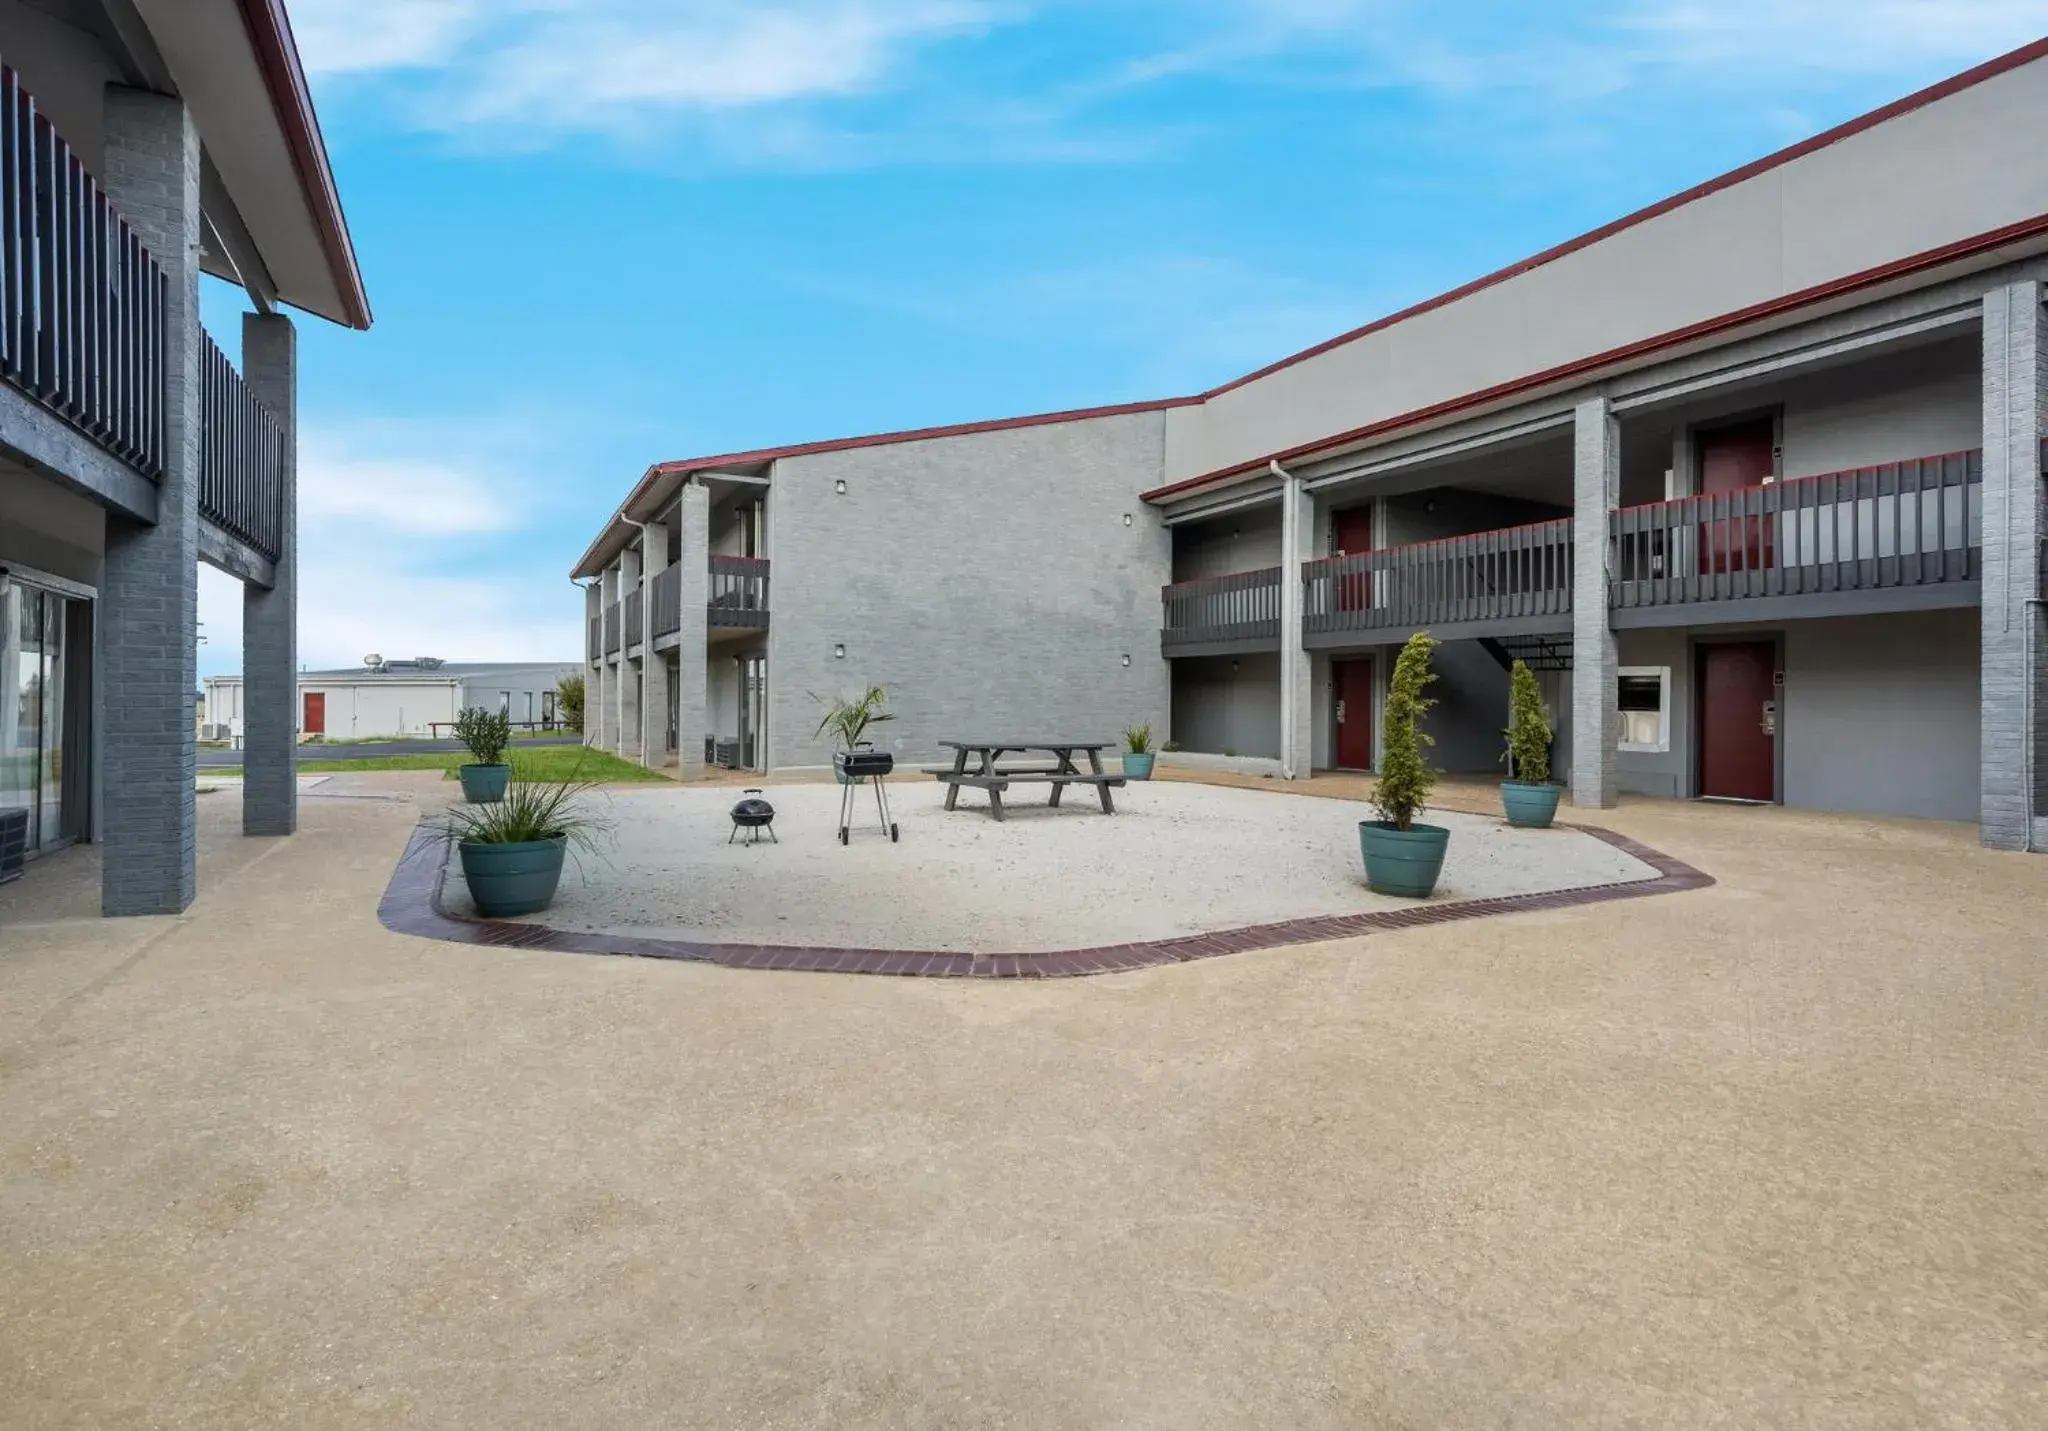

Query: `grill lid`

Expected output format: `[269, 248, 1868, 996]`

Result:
[730, 789, 775, 825]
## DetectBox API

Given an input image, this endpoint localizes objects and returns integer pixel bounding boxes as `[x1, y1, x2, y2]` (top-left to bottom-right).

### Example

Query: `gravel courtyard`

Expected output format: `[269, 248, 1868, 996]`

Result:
[441, 778, 1661, 951]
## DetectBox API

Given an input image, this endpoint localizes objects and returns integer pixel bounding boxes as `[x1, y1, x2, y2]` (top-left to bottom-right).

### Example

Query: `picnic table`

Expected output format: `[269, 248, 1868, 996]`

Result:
[932, 740, 1125, 821]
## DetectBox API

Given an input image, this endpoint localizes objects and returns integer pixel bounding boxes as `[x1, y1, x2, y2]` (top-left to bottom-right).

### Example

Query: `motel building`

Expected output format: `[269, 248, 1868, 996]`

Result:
[575, 43, 2048, 853]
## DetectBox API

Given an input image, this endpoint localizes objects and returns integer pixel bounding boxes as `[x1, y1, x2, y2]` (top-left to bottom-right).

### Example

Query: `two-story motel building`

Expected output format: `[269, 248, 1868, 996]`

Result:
[574, 41, 2048, 852]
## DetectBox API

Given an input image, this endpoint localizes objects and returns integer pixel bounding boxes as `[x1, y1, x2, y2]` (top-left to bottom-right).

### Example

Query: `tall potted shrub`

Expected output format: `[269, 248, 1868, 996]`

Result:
[1500, 659, 1562, 828]
[1122, 724, 1155, 780]
[814, 685, 893, 784]
[557, 674, 586, 735]
[1359, 631, 1450, 897]
[454, 706, 513, 803]
[444, 773, 607, 917]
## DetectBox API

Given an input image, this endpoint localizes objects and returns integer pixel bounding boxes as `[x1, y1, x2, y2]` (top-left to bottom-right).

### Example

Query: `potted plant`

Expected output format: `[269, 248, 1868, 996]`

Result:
[453, 706, 513, 803]
[1359, 631, 1449, 897]
[443, 774, 607, 918]
[814, 685, 893, 783]
[1500, 659, 1562, 828]
[1122, 724, 1156, 780]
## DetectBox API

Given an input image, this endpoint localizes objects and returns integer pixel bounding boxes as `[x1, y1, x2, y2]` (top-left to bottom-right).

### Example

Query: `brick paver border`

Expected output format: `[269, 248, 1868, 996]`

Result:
[377, 821, 1713, 978]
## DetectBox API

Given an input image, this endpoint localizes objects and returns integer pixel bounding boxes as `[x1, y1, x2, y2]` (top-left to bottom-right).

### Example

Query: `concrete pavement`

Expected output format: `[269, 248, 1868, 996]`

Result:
[1, 775, 2043, 1427]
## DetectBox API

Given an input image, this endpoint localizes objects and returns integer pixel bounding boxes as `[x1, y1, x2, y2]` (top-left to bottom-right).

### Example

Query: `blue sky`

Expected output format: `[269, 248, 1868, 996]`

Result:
[195, 0, 2048, 677]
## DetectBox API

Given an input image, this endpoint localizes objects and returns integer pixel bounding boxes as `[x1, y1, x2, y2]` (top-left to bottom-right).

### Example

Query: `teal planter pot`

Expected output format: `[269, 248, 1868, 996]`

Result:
[1358, 821, 1450, 898]
[1500, 781, 1562, 829]
[458, 836, 567, 918]
[1122, 752, 1155, 780]
[458, 763, 511, 803]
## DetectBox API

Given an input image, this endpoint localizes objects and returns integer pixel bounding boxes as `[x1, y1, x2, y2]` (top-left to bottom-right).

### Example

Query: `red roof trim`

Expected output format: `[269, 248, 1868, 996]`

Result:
[648, 395, 1200, 479]
[234, 0, 372, 330]
[1196, 35, 2048, 403]
[1141, 210, 2048, 505]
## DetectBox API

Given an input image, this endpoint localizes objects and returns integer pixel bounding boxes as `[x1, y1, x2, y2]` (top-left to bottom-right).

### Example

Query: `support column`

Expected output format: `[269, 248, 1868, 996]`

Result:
[1570, 395, 1620, 809]
[241, 313, 297, 836]
[1981, 281, 2047, 852]
[98, 87, 201, 915]
[1278, 475, 1314, 778]
[596, 564, 619, 751]
[582, 581, 602, 743]
[616, 544, 642, 757]
[638, 518, 670, 769]
[675, 484, 711, 776]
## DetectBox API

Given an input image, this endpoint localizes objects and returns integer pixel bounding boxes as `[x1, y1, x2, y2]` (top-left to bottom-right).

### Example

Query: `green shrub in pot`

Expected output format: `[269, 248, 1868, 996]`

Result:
[1359, 631, 1449, 897]
[1499, 659, 1562, 828]
[453, 706, 513, 803]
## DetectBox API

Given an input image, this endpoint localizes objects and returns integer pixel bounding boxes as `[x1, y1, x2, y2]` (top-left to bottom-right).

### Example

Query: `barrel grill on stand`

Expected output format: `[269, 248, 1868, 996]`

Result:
[835, 745, 899, 845]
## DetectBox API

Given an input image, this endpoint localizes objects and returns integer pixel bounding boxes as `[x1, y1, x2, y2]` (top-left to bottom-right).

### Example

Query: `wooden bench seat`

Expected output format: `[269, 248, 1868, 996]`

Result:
[935, 769, 1125, 819]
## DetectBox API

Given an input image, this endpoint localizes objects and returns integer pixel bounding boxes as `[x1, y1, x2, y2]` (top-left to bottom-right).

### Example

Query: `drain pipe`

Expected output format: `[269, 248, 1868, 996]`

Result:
[1273, 459, 1307, 779]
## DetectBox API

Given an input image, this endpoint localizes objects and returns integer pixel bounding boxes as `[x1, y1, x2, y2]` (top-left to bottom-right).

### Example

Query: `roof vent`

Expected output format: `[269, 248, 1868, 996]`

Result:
[362, 653, 384, 670]
[415, 656, 443, 670]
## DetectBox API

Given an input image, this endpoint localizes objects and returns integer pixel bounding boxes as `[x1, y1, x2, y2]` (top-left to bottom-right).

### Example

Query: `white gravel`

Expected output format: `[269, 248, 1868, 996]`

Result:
[444, 778, 1658, 953]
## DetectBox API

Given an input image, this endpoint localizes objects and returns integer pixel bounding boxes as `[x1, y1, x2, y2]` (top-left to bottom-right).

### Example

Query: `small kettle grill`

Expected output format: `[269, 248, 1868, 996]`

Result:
[728, 789, 777, 845]
[834, 743, 899, 845]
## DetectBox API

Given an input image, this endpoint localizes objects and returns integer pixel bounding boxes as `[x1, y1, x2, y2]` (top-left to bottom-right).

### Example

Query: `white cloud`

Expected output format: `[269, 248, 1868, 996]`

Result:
[1621, 1, 2048, 73]
[298, 427, 519, 536]
[288, 0, 479, 75]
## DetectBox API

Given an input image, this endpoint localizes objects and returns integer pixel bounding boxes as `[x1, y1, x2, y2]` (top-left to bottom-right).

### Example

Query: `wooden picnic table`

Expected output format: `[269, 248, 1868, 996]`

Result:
[932, 740, 1124, 821]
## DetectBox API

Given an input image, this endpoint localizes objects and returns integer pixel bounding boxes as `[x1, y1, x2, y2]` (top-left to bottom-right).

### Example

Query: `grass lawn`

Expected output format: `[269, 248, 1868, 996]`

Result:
[211, 747, 664, 782]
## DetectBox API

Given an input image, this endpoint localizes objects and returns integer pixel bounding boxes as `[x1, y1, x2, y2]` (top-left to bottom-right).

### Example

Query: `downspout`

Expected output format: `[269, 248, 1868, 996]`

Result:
[1273, 459, 1305, 779]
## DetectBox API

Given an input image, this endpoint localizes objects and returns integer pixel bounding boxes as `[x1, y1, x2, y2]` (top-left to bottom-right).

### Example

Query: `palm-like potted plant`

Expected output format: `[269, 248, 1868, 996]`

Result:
[1122, 723, 1155, 780]
[1359, 631, 1449, 897]
[1500, 659, 1561, 828]
[453, 705, 513, 803]
[443, 771, 608, 918]
[814, 685, 893, 784]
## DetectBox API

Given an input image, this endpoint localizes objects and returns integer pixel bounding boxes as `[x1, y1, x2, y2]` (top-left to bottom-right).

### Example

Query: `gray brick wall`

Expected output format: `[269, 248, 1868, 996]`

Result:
[97, 88, 200, 916]
[1979, 281, 2046, 851]
[1570, 396, 1619, 809]
[764, 412, 1171, 770]
[240, 313, 297, 836]
[674, 484, 710, 770]
[637, 519, 670, 768]
[616, 546, 641, 757]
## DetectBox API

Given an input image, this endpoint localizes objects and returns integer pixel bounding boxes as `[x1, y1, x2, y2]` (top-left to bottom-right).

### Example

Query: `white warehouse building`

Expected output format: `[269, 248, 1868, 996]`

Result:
[205, 659, 581, 741]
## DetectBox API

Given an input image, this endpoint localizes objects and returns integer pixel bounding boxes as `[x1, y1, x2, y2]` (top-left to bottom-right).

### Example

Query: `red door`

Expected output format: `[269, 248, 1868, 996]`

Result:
[302, 691, 325, 736]
[1697, 642, 1776, 801]
[1334, 506, 1374, 611]
[1697, 420, 1776, 575]
[1333, 659, 1374, 770]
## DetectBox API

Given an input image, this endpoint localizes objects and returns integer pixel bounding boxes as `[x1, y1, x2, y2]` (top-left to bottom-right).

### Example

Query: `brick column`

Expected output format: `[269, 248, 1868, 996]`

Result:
[1278, 474, 1314, 778]
[1570, 395, 1620, 809]
[638, 518, 670, 769]
[582, 581, 602, 744]
[240, 313, 297, 836]
[1981, 281, 2047, 852]
[596, 564, 619, 751]
[616, 544, 641, 757]
[674, 484, 711, 775]
[98, 87, 201, 915]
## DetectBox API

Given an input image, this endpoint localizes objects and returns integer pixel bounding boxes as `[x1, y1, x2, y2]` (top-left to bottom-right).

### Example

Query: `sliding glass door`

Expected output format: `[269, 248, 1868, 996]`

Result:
[1, 581, 88, 854]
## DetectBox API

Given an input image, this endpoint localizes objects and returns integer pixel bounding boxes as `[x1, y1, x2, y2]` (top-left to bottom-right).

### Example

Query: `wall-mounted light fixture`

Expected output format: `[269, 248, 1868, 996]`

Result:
[1121, 654, 1131, 667]
[833, 643, 846, 660]
[834, 479, 847, 495]
[1122, 513, 1133, 527]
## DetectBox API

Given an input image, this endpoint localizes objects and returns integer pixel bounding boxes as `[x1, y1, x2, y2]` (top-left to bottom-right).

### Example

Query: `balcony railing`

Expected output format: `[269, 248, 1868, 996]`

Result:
[623, 587, 644, 647]
[1611, 451, 1982, 611]
[1303, 517, 1574, 637]
[197, 330, 284, 561]
[1, 60, 167, 477]
[1161, 567, 1282, 651]
[709, 555, 769, 627]
[650, 562, 681, 637]
[588, 614, 601, 664]
[603, 601, 620, 655]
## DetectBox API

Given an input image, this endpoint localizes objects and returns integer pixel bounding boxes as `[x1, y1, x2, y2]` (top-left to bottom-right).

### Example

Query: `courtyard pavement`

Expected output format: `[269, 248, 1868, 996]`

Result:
[1, 773, 2043, 1427]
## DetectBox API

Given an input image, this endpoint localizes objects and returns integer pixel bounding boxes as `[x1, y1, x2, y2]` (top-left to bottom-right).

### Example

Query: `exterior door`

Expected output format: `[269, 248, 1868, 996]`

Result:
[1697, 419, 1776, 575]
[302, 691, 325, 736]
[1333, 658, 1374, 770]
[1696, 642, 1776, 801]
[1334, 506, 1374, 611]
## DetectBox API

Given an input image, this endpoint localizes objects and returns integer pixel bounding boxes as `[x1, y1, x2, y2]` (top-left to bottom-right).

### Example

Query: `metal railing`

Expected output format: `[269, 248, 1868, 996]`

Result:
[196, 330, 284, 560]
[1610, 450, 1983, 610]
[623, 587, 643, 647]
[602, 601, 620, 655]
[1303, 517, 1574, 636]
[1, 59, 167, 477]
[588, 614, 601, 664]
[708, 554, 769, 626]
[1160, 567, 1282, 650]
[650, 562, 682, 638]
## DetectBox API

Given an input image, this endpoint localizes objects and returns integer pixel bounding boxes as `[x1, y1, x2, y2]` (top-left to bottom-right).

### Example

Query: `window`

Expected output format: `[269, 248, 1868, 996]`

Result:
[1617, 667, 1670, 753]
[499, 691, 512, 716]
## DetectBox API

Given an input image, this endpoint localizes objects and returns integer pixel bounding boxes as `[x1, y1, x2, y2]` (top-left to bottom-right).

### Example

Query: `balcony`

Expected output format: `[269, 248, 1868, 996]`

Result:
[623, 587, 644, 648]
[1610, 451, 1983, 625]
[603, 601, 620, 655]
[708, 555, 770, 630]
[650, 561, 681, 638]
[1303, 517, 1574, 647]
[197, 332, 284, 562]
[1160, 567, 1282, 656]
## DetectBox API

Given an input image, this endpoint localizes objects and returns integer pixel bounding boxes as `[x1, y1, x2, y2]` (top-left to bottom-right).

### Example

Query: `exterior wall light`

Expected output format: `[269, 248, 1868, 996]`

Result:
[834, 479, 847, 494]
[1122, 513, 1133, 527]
[833, 643, 846, 659]
[1121, 654, 1132, 667]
